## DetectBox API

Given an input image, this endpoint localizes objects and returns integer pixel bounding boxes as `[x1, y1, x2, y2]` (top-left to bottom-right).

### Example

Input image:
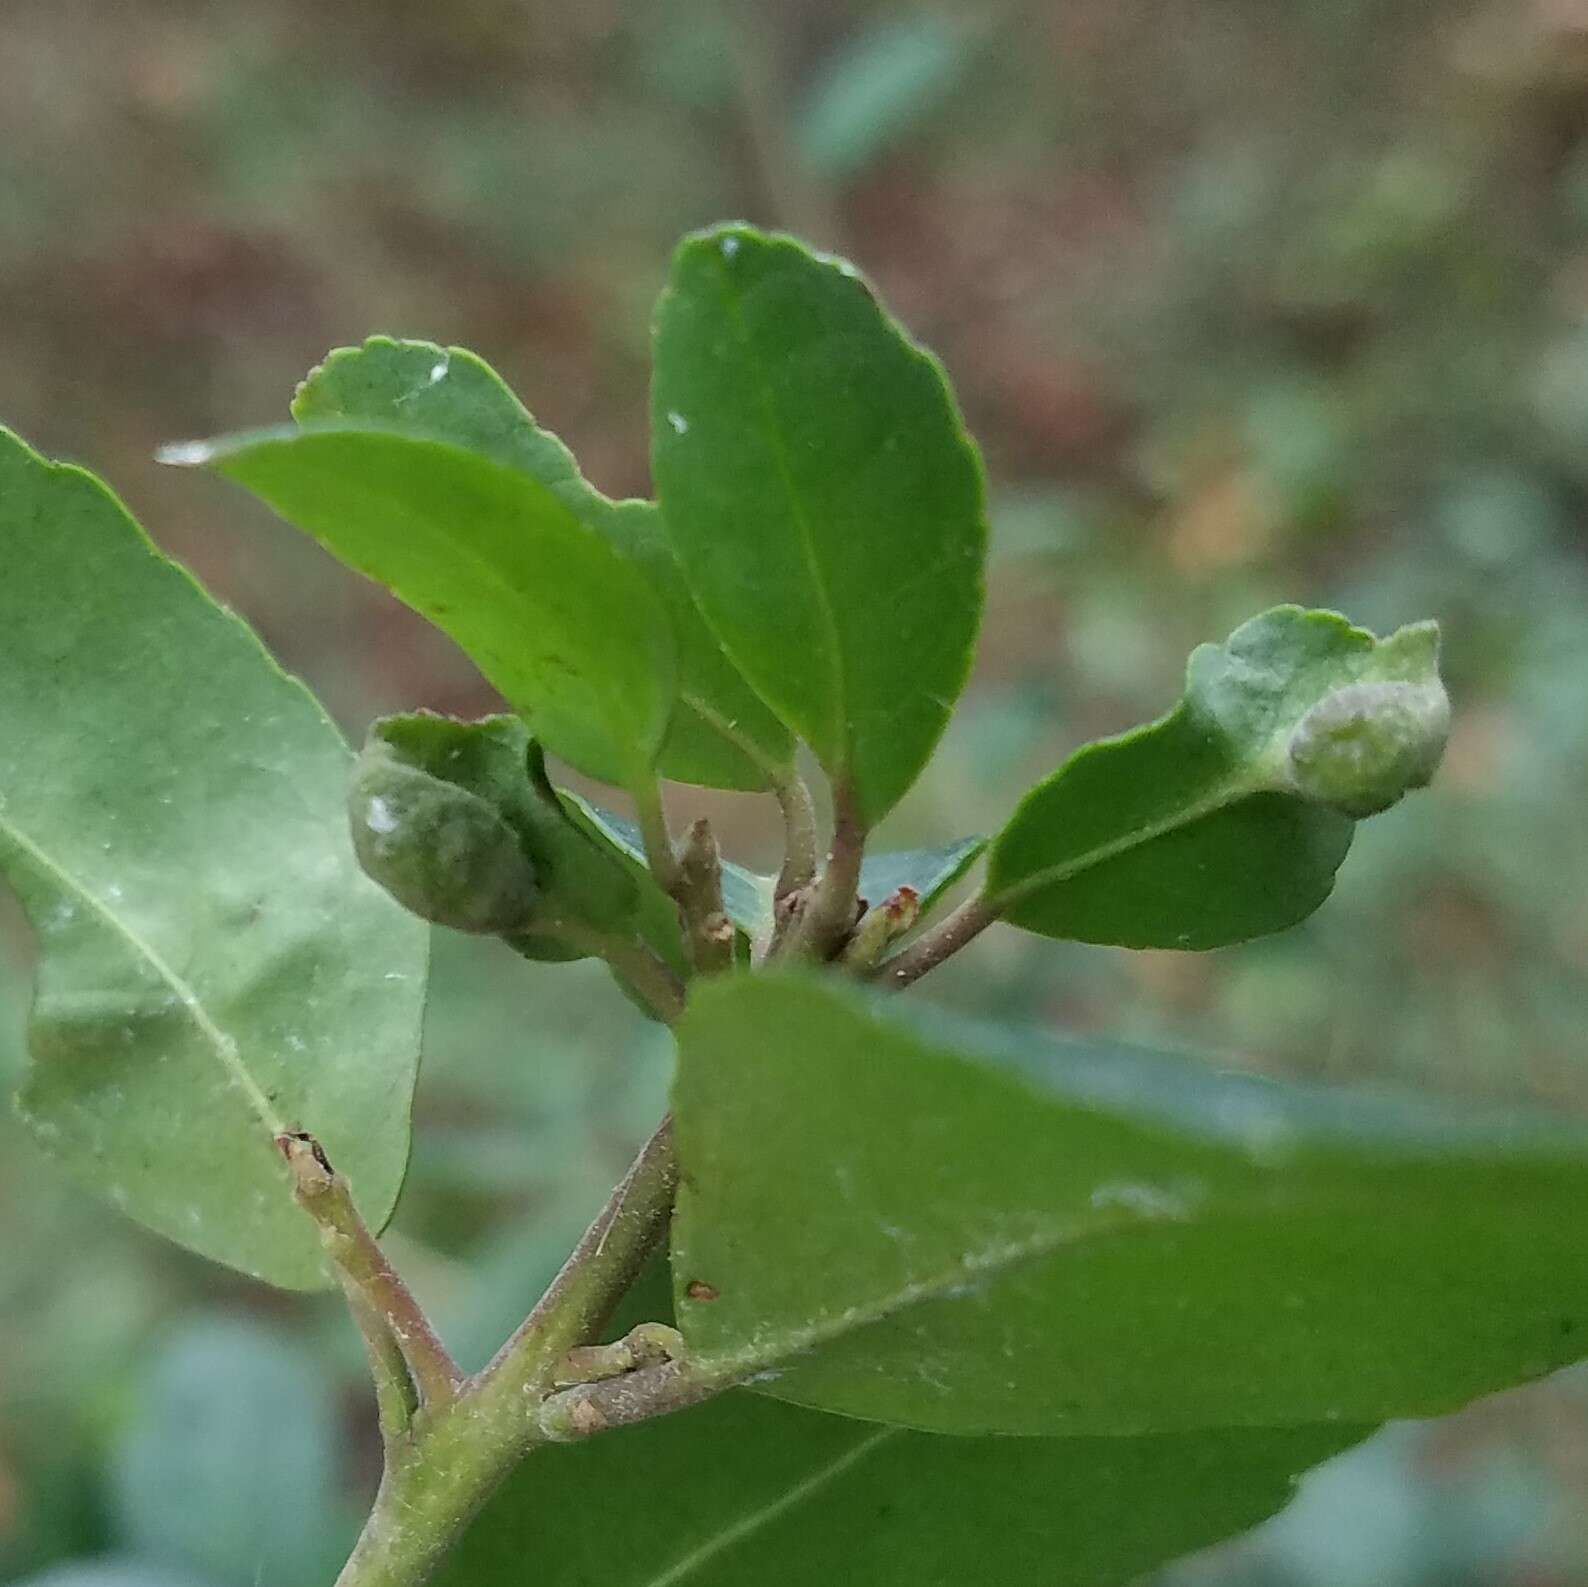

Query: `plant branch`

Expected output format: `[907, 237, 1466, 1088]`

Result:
[331, 1115, 685, 1587]
[278, 1133, 463, 1411]
[873, 892, 999, 989]
[481, 1113, 681, 1395]
[633, 775, 682, 895]
[347, 1289, 419, 1447]
[538, 1354, 725, 1441]
[772, 771, 819, 900]
[780, 785, 867, 961]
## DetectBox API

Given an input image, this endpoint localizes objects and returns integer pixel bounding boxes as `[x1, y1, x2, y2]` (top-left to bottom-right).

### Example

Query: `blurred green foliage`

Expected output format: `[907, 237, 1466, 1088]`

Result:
[5, 0, 1588, 1582]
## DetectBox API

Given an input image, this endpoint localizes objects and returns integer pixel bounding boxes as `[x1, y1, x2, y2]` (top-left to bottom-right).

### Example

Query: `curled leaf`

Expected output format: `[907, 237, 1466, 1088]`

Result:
[349, 745, 540, 934]
[986, 607, 1447, 949]
[1286, 679, 1450, 817]
[358, 713, 637, 941]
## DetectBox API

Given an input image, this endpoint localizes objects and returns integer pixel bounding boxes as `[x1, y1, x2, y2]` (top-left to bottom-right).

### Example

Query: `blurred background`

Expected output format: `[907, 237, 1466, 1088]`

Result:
[5, 0, 1588, 1582]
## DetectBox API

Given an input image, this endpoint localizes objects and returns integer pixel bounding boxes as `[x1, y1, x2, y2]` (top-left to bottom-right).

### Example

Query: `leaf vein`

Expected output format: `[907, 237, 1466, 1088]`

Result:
[640, 1426, 897, 1586]
[707, 250, 850, 782]
[0, 813, 284, 1134]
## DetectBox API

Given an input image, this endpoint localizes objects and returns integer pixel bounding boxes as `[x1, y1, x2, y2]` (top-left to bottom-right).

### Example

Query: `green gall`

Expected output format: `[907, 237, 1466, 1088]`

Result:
[1285, 679, 1450, 818]
[349, 747, 540, 933]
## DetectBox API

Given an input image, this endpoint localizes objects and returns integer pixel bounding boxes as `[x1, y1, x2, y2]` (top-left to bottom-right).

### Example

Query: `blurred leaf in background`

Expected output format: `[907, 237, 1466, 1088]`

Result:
[110, 1320, 350, 1587]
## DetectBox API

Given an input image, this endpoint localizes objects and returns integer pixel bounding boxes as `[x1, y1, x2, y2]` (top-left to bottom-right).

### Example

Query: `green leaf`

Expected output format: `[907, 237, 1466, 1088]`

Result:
[167, 426, 675, 792]
[652, 225, 987, 828]
[352, 713, 638, 944]
[293, 337, 795, 791]
[111, 1318, 348, 1587]
[592, 497, 797, 791]
[549, 787, 698, 989]
[986, 606, 1449, 948]
[444, 1387, 1363, 1587]
[559, 794, 765, 940]
[0, 428, 423, 1289]
[858, 837, 984, 914]
[670, 974, 1588, 1436]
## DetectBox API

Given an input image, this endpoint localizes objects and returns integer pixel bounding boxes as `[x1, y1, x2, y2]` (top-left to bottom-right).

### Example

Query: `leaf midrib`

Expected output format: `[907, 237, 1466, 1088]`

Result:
[640, 1426, 897, 1586]
[260, 443, 664, 785]
[690, 1176, 1420, 1402]
[677, 687, 791, 787]
[707, 249, 849, 776]
[0, 809, 284, 1134]
[692, 1200, 1175, 1387]
[989, 776, 1260, 914]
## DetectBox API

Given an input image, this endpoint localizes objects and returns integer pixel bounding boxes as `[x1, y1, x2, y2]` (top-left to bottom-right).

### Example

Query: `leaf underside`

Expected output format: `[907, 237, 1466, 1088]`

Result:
[671, 975, 1588, 1436]
[292, 336, 794, 791]
[444, 1385, 1367, 1587]
[0, 427, 425, 1289]
[177, 426, 676, 793]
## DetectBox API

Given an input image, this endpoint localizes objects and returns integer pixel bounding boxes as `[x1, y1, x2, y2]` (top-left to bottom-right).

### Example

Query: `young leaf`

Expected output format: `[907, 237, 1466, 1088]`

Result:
[444, 1387, 1365, 1587]
[165, 427, 675, 792]
[986, 606, 1449, 948]
[652, 224, 987, 828]
[293, 337, 795, 791]
[0, 428, 424, 1289]
[670, 974, 1588, 1436]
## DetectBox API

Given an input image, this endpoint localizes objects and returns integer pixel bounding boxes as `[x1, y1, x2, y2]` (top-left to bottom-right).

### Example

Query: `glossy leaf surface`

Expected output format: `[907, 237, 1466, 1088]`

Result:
[652, 225, 987, 827]
[671, 975, 1588, 1435]
[445, 1386, 1362, 1587]
[986, 607, 1448, 948]
[171, 427, 675, 791]
[293, 337, 794, 790]
[0, 428, 423, 1289]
